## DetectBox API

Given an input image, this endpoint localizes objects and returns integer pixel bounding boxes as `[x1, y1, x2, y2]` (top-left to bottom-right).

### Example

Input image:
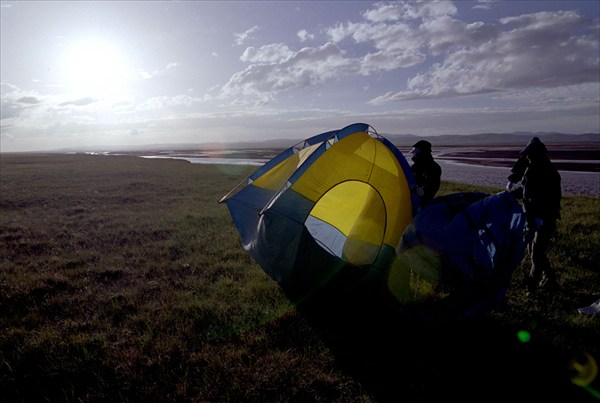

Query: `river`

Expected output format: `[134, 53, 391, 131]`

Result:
[137, 149, 599, 198]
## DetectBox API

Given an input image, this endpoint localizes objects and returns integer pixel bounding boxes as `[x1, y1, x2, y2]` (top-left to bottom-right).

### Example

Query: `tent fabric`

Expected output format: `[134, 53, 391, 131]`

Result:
[395, 191, 526, 315]
[577, 299, 600, 315]
[220, 123, 418, 302]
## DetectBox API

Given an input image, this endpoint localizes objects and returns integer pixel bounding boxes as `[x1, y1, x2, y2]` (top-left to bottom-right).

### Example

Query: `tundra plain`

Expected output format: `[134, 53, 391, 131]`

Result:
[1, 153, 599, 402]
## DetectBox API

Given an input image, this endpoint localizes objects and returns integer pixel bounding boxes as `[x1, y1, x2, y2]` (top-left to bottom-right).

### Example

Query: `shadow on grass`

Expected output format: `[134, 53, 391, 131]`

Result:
[296, 285, 594, 402]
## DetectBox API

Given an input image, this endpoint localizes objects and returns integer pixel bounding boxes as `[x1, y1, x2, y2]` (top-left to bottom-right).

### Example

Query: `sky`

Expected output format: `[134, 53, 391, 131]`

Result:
[1, 0, 599, 152]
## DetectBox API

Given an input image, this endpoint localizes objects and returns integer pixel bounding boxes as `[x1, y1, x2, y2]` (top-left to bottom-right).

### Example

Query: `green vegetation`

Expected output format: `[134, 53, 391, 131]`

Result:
[1, 154, 598, 402]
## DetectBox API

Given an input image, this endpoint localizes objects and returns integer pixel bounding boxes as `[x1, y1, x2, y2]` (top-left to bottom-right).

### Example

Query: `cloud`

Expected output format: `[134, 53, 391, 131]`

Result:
[138, 62, 180, 79]
[1, 84, 45, 120]
[370, 9, 599, 103]
[136, 94, 204, 110]
[234, 25, 260, 46]
[362, 0, 457, 22]
[472, 0, 494, 11]
[16, 96, 41, 105]
[221, 1, 485, 102]
[493, 83, 600, 107]
[59, 97, 97, 107]
[297, 29, 314, 42]
[240, 43, 293, 63]
[221, 1, 598, 106]
[221, 2, 470, 101]
[221, 42, 352, 105]
[328, 2, 497, 65]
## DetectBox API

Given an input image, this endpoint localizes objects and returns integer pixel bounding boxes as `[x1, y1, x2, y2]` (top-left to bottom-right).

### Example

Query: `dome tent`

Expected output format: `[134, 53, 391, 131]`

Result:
[219, 123, 419, 303]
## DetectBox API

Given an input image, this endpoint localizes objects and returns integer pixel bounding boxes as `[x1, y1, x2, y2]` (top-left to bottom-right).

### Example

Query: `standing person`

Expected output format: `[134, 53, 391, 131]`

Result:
[410, 140, 442, 206]
[506, 137, 562, 294]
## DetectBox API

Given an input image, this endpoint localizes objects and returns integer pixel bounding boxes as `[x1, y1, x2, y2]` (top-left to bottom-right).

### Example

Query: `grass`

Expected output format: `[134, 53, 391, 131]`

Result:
[1, 153, 599, 402]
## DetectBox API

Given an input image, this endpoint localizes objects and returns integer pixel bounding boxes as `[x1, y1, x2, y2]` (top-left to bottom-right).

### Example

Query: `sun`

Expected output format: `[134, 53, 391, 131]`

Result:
[60, 38, 132, 98]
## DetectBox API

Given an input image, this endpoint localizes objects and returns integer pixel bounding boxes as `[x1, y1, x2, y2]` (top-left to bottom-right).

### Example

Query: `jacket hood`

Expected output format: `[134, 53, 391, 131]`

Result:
[520, 137, 547, 156]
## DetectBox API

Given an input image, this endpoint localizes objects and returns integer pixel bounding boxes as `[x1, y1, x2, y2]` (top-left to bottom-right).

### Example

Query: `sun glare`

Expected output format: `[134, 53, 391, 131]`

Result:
[61, 38, 131, 98]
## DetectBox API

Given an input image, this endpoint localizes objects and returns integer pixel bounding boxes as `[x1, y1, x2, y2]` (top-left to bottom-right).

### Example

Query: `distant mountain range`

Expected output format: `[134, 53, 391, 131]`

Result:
[384, 131, 599, 147]
[53, 131, 599, 153]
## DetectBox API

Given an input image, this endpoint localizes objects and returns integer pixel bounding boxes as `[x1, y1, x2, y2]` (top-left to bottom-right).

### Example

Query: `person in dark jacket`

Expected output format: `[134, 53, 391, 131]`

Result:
[410, 140, 442, 206]
[506, 137, 561, 294]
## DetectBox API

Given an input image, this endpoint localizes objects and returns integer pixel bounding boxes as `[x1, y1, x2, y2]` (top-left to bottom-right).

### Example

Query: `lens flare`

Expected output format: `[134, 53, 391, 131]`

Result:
[517, 330, 531, 343]
[571, 353, 598, 387]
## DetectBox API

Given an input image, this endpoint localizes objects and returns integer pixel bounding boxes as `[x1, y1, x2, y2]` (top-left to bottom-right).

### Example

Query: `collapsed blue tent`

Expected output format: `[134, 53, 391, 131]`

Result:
[392, 191, 526, 315]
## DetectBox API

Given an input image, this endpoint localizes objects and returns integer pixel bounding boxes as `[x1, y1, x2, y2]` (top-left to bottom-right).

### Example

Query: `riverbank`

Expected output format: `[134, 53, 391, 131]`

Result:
[130, 146, 599, 198]
[435, 145, 599, 172]
[432, 145, 599, 198]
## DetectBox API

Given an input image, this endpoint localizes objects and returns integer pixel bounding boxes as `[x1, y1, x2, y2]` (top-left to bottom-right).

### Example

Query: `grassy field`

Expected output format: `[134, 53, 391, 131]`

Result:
[1, 153, 599, 402]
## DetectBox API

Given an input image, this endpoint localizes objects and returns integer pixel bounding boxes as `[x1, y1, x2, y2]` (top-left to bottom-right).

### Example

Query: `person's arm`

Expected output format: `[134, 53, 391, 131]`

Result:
[506, 156, 528, 192]
[508, 156, 528, 183]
